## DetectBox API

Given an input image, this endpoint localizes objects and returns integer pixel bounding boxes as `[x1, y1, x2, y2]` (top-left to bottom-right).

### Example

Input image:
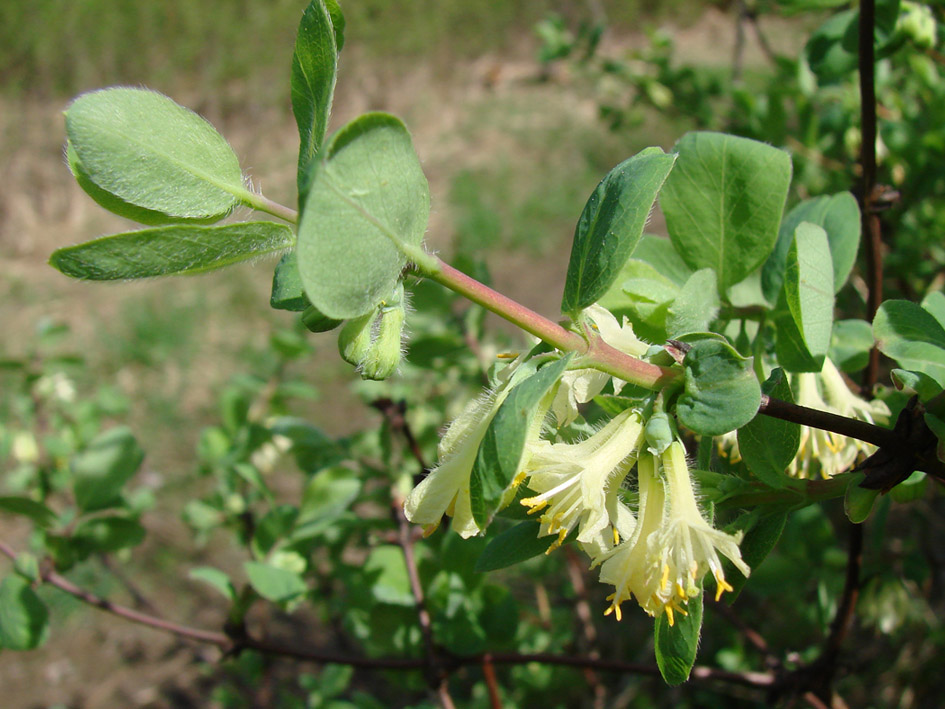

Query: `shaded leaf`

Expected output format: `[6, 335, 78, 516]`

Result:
[470, 356, 572, 529]
[654, 588, 702, 685]
[782, 222, 834, 366]
[0, 576, 49, 650]
[475, 521, 558, 572]
[50, 222, 294, 280]
[244, 561, 308, 603]
[738, 369, 800, 488]
[0, 497, 56, 529]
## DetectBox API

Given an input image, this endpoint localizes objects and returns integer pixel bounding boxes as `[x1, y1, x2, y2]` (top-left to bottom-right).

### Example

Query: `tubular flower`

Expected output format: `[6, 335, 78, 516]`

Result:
[552, 304, 649, 425]
[597, 452, 668, 621]
[404, 361, 522, 538]
[655, 439, 750, 615]
[790, 358, 890, 479]
[599, 440, 750, 625]
[520, 408, 645, 551]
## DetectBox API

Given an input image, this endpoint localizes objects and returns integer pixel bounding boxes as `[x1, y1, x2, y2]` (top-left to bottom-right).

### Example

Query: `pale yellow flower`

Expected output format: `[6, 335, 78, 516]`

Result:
[520, 408, 645, 551]
[552, 304, 648, 425]
[599, 440, 750, 625]
[790, 357, 889, 479]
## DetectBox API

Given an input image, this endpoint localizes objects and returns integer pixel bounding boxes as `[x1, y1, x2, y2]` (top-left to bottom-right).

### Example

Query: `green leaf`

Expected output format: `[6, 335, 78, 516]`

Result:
[50, 222, 294, 281]
[891, 368, 943, 402]
[72, 517, 145, 554]
[363, 545, 413, 607]
[297, 113, 430, 319]
[737, 369, 800, 488]
[805, 10, 859, 80]
[293, 466, 362, 540]
[728, 510, 788, 599]
[470, 355, 572, 529]
[654, 587, 703, 685]
[66, 142, 218, 227]
[475, 521, 558, 572]
[874, 300, 945, 387]
[676, 340, 762, 436]
[783, 222, 835, 365]
[630, 234, 693, 286]
[845, 474, 880, 523]
[188, 566, 237, 602]
[666, 268, 720, 337]
[270, 251, 312, 311]
[0, 576, 49, 650]
[830, 319, 874, 373]
[888, 471, 927, 503]
[774, 298, 825, 373]
[66, 88, 245, 219]
[292, 0, 341, 193]
[561, 148, 676, 314]
[244, 561, 308, 603]
[922, 290, 945, 330]
[660, 132, 792, 292]
[72, 427, 145, 512]
[0, 497, 56, 529]
[762, 192, 860, 302]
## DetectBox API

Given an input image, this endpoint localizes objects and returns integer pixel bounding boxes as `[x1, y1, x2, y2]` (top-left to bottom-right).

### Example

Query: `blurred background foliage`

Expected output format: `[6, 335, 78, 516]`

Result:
[2, 1, 945, 707]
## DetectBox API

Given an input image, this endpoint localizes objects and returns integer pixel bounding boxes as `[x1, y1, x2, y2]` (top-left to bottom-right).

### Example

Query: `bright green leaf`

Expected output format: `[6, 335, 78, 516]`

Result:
[72, 427, 144, 512]
[363, 546, 413, 607]
[783, 222, 835, 365]
[244, 561, 308, 603]
[561, 148, 676, 314]
[666, 268, 720, 337]
[66, 142, 219, 227]
[676, 339, 762, 436]
[0, 576, 49, 650]
[845, 474, 881, 523]
[830, 319, 874, 373]
[189, 566, 237, 602]
[762, 192, 860, 301]
[654, 586, 702, 685]
[889, 471, 927, 503]
[922, 291, 945, 330]
[874, 300, 945, 387]
[50, 222, 294, 281]
[66, 88, 245, 219]
[297, 113, 430, 319]
[470, 355, 572, 529]
[737, 369, 800, 488]
[660, 132, 792, 292]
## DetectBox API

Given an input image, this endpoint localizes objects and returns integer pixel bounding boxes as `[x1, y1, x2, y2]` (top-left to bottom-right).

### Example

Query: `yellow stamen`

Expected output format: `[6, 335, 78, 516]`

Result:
[613, 527, 620, 545]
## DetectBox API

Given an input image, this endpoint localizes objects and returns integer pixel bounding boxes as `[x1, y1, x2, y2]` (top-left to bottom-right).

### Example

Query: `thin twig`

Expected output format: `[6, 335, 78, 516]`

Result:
[858, 0, 883, 391]
[759, 395, 898, 449]
[481, 654, 503, 709]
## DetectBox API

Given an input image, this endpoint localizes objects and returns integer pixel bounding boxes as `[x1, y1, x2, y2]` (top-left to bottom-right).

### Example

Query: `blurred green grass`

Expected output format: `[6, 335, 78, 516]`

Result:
[0, 0, 695, 99]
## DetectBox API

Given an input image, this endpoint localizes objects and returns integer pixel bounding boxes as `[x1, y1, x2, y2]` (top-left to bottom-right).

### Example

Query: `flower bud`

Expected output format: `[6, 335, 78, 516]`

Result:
[336, 282, 407, 380]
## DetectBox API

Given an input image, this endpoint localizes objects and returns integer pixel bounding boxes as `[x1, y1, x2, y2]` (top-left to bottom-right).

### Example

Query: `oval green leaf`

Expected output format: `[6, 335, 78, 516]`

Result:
[654, 585, 703, 686]
[676, 339, 762, 436]
[874, 300, 945, 387]
[783, 222, 835, 364]
[0, 576, 49, 651]
[297, 112, 431, 319]
[66, 87, 245, 219]
[72, 426, 144, 512]
[50, 222, 294, 281]
[737, 369, 800, 488]
[475, 520, 558, 572]
[660, 132, 792, 293]
[561, 147, 676, 314]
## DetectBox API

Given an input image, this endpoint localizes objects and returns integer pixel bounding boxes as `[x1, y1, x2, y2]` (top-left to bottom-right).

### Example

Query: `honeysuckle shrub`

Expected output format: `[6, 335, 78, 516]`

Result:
[2, 0, 945, 704]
